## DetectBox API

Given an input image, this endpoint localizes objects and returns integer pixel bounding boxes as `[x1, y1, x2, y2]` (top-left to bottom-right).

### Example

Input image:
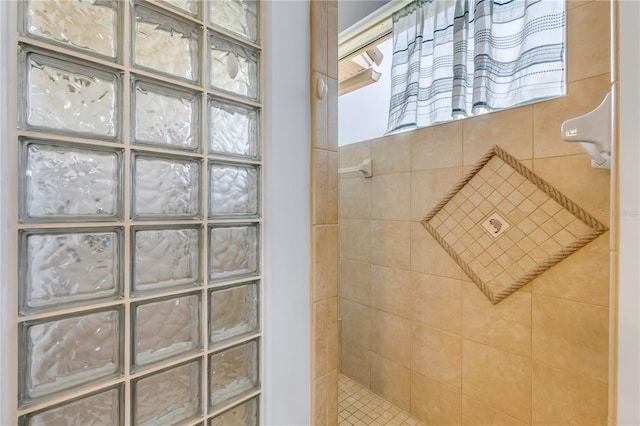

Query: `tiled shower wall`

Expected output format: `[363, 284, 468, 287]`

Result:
[338, 1, 611, 424]
[310, 1, 340, 425]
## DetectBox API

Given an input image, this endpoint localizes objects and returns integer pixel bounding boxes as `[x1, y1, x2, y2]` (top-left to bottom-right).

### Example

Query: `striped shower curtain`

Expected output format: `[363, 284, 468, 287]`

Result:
[387, 0, 566, 133]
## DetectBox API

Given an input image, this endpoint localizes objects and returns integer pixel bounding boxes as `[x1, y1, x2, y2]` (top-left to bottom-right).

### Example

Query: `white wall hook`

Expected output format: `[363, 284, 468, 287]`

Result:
[561, 91, 612, 169]
[316, 77, 327, 99]
[338, 158, 372, 178]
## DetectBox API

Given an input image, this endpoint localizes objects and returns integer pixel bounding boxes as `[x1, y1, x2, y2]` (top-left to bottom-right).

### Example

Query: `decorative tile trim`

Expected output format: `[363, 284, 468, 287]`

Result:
[421, 145, 608, 304]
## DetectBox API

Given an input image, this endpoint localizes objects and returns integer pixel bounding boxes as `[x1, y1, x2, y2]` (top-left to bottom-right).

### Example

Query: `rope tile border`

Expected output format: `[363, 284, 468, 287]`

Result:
[420, 145, 609, 305]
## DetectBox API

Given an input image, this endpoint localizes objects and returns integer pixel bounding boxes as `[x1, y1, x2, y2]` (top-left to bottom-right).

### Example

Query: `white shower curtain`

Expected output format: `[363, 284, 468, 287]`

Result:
[387, 0, 566, 133]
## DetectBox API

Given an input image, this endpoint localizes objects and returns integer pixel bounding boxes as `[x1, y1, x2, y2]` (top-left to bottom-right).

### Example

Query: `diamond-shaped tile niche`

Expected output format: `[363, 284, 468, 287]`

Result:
[421, 145, 608, 304]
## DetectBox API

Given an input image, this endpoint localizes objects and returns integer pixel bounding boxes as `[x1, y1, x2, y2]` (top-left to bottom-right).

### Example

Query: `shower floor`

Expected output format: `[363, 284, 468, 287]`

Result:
[338, 374, 425, 426]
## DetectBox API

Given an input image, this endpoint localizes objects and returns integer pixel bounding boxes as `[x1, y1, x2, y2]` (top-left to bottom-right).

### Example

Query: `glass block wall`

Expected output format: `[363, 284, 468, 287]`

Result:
[15, 1, 262, 424]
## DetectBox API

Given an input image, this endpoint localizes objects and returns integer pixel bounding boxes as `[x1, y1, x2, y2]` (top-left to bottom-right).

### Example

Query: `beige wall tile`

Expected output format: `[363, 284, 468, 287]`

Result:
[327, 298, 339, 372]
[371, 265, 412, 319]
[339, 219, 370, 262]
[327, 151, 339, 224]
[313, 374, 328, 425]
[371, 220, 411, 270]
[339, 259, 371, 306]
[412, 272, 462, 335]
[316, 1, 337, 422]
[371, 173, 411, 221]
[532, 231, 609, 306]
[463, 105, 533, 165]
[411, 323, 462, 390]
[411, 372, 462, 425]
[567, 0, 598, 11]
[411, 167, 463, 221]
[338, 337, 341, 375]
[313, 301, 328, 378]
[462, 283, 532, 357]
[532, 295, 609, 383]
[567, 0, 610, 82]
[371, 132, 411, 174]
[340, 298, 371, 349]
[533, 74, 611, 158]
[311, 72, 328, 149]
[464, 159, 532, 177]
[462, 340, 532, 424]
[327, 1, 338, 80]
[371, 310, 411, 367]
[313, 149, 328, 224]
[338, 177, 371, 219]
[411, 223, 462, 279]
[310, 1, 327, 75]
[533, 154, 610, 223]
[339, 140, 371, 170]
[370, 353, 411, 412]
[532, 362, 608, 426]
[411, 121, 463, 171]
[462, 397, 528, 426]
[314, 225, 338, 301]
[341, 340, 371, 388]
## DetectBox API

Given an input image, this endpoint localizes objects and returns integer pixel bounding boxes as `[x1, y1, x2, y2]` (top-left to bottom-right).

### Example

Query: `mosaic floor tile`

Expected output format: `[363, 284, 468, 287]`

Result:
[421, 145, 608, 304]
[338, 374, 424, 426]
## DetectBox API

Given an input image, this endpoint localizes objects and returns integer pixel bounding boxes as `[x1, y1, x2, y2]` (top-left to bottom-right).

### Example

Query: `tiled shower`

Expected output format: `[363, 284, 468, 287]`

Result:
[336, 1, 612, 425]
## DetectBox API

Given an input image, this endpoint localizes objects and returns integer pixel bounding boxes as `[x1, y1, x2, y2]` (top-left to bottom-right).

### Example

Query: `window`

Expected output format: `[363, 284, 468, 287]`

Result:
[338, 0, 566, 145]
[387, 0, 566, 132]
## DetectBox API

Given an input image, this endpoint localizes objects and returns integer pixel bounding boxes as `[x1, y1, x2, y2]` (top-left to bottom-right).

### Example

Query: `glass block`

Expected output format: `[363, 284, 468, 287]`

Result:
[132, 293, 200, 368]
[20, 228, 121, 314]
[20, 385, 122, 426]
[210, 282, 258, 345]
[160, 0, 199, 16]
[23, 0, 118, 59]
[133, 360, 201, 425]
[20, 140, 122, 222]
[133, 4, 199, 82]
[209, 162, 259, 218]
[132, 154, 200, 219]
[132, 227, 200, 294]
[19, 308, 122, 404]
[209, 0, 259, 43]
[208, 225, 258, 282]
[209, 33, 259, 101]
[133, 79, 200, 151]
[20, 49, 120, 139]
[209, 340, 259, 408]
[209, 397, 258, 426]
[209, 98, 259, 159]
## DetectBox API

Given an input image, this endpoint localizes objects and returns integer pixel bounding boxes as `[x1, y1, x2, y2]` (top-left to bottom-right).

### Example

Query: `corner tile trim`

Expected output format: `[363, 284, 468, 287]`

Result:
[421, 145, 608, 304]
